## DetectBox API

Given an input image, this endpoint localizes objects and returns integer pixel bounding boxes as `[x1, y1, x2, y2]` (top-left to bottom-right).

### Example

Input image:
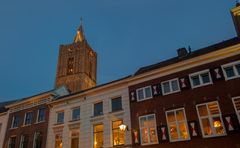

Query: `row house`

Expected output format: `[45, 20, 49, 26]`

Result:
[0, 100, 17, 148]
[2, 86, 69, 148]
[46, 77, 132, 148]
[127, 4, 240, 147]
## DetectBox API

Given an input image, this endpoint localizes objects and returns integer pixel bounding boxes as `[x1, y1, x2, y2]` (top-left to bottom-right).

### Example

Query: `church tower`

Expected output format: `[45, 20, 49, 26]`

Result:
[231, 1, 240, 37]
[55, 21, 97, 93]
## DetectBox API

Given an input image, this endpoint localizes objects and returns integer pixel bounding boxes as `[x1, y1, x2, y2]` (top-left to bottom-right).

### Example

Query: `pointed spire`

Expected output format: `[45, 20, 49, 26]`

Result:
[74, 18, 85, 43]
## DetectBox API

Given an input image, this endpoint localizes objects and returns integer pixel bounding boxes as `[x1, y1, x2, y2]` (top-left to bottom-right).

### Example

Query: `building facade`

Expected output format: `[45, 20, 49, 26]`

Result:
[128, 5, 240, 147]
[0, 105, 11, 148]
[2, 87, 69, 148]
[47, 77, 132, 148]
[55, 22, 97, 93]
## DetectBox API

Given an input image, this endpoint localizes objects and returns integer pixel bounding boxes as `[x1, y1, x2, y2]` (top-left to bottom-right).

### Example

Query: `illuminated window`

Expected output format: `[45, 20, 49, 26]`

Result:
[72, 107, 80, 121]
[166, 108, 190, 142]
[20, 135, 29, 148]
[196, 101, 226, 138]
[8, 136, 16, 148]
[33, 132, 42, 148]
[232, 96, 240, 124]
[11, 115, 20, 128]
[136, 86, 152, 101]
[37, 108, 46, 122]
[112, 120, 125, 146]
[161, 78, 180, 95]
[67, 57, 74, 75]
[24, 112, 33, 125]
[57, 112, 64, 124]
[139, 114, 158, 145]
[55, 134, 62, 148]
[189, 69, 212, 88]
[93, 124, 103, 148]
[94, 102, 103, 116]
[71, 131, 79, 148]
[111, 97, 122, 112]
[222, 60, 240, 80]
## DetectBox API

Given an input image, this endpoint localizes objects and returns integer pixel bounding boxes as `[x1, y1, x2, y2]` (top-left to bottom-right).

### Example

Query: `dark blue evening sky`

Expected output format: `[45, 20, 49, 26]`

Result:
[0, 0, 236, 101]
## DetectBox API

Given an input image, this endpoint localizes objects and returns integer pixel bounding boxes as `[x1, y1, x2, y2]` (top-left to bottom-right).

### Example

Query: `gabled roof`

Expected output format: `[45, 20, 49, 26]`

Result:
[135, 37, 240, 75]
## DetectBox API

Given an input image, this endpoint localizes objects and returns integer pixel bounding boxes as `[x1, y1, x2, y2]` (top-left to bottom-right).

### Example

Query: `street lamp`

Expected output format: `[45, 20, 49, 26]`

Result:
[119, 123, 128, 131]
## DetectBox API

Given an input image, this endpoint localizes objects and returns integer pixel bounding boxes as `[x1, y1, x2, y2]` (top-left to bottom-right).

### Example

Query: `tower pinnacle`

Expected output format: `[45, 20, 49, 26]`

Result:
[74, 18, 85, 43]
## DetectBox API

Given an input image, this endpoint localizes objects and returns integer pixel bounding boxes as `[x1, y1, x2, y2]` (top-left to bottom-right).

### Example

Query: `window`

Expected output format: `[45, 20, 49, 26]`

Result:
[8, 136, 16, 148]
[33, 132, 42, 148]
[57, 112, 64, 124]
[20, 135, 29, 148]
[166, 108, 190, 142]
[72, 107, 80, 121]
[222, 60, 240, 80]
[196, 101, 226, 138]
[37, 108, 46, 122]
[189, 70, 212, 88]
[136, 86, 152, 101]
[24, 112, 33, 125]
[93, 124, 103, 148]
[112, 120, 124, 146]
[94, 102, 103, 116]
[67, 57, 74, 75]
[55, 134, 62, 148]
[161, 78, 180, 95]
[139, 114, 158, 145]
[111, 97, 122, 112]
[11, 115, 20, 128]
[71, 131, 79, 148]
[232, 96, 240, 124]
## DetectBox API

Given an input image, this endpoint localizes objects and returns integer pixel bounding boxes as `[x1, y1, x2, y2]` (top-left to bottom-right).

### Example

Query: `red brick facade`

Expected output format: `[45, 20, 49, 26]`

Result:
[3, 104, 49, 148]
[129, 55, 240, 148]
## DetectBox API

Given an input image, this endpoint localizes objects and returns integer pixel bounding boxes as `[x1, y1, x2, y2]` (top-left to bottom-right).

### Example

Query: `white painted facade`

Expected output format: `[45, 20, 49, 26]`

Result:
[46, 82, 132, 148]
[0, 111, 9, 148]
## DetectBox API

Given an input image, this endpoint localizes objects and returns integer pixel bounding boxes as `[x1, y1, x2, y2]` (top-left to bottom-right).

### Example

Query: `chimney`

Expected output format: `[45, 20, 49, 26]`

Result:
[177, 48, 188, 58]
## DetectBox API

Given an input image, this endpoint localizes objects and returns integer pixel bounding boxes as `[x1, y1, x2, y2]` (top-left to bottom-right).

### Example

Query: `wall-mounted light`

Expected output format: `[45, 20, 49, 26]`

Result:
[119, 123, 128, 132]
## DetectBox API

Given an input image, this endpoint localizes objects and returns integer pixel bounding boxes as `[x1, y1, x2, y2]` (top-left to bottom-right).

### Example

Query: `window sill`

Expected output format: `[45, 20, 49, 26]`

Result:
[54, 122, 64, 126]
[69, 118, 80, 122]
[35, 121, 45, 124]
[202, 133, 227, 138]
[191, 82, 212, 89]
[22, 124, 31, 127]
[141, 142, 159, 146]
[162, 90, 180, 96]
[224, 75, 240, 81]
[169, 138, 190, 142]
[137, 96, 153, 102]
[109, 109, 124, 114]
[9, 127, 18, 130]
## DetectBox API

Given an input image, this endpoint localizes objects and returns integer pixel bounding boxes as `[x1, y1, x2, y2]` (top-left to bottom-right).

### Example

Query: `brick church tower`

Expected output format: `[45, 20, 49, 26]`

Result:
[55, 21, 97, 93]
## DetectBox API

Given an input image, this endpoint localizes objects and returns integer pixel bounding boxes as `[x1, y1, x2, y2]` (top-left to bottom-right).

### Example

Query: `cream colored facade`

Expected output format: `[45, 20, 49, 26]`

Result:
[0, 111, 9, 148]
[46, 79, 132, 148]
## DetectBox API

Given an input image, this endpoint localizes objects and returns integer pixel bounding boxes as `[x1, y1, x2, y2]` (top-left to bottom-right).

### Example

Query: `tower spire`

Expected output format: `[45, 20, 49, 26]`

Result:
[74, 18, 85, 43]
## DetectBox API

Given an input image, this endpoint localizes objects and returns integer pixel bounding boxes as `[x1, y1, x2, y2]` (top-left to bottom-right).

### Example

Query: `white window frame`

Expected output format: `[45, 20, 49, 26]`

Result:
[165, 108, 190, 142]
[19, 135, 25, 148]
[189, 69, 213, 89]
[8, 136, 16, 148]
[221, 60, 240, 80]
[111, 96, 123, 112]
[24, 111, 32, 126]
[11, 115, 19, 128]
[136, 86, 153, 102]
[71, 107, 80, 121]
[161, 78, 180, 95]
[56, 111, 64, 124]
[36, 108, 46, 123]
[232, 96, 240, 124]
[139, 114, 158, 146]
[196, 101, 226, 138]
